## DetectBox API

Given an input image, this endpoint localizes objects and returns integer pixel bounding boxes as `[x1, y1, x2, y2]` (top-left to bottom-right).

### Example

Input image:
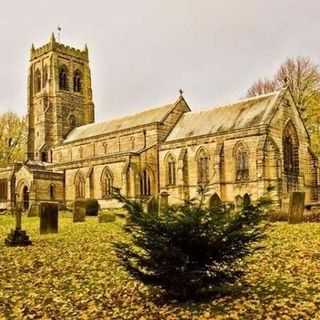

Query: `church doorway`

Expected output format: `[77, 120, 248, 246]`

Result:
[22, 186, 29, 210]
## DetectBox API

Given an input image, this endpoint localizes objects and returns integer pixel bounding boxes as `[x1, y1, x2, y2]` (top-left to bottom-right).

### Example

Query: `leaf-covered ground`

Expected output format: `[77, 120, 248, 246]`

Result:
[0, 214, 320, 319]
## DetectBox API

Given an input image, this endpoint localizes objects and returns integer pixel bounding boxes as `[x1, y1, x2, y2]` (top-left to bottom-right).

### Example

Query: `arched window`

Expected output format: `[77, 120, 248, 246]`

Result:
[101, 167, 113, 199]
[75, 171, 85, 199]
[197, 148, 209, 185]
[59, 66, 68, 90]
[49, 184, 55, 200]
[73, 70, 82, 92]
[35, 69, 41, 93]
[283, 123, 299, 175]
[69, 115, 76, 128]
[41, 152, 48, 162]
[43, 66, 48, 88]
[166, 154, 176, 186]
[283, 121, 299, 191]
[140, 169, 151, 196]
[234, 142, 249, 181]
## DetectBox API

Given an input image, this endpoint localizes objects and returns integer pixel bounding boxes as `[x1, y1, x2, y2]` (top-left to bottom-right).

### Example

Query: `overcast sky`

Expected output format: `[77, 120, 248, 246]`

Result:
[1, 0, 320, 121]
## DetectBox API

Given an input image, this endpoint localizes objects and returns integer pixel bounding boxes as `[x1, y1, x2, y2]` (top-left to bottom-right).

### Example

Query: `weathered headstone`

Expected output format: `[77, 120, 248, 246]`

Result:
[40, 202, 58, 234]
[288, 192, 305, 224]
[160, 192, 169, 210]
[209, 193, 222, 208]
[28, 204, 40, 217]
[147, 196, 159, 214]
[243, 193, 251, 208]
[235, 195, 243, 208]
[73, 202, 86, 222]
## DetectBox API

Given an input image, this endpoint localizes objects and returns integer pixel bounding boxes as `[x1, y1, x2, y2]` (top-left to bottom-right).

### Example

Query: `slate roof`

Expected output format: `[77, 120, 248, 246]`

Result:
[64, 102, 178, 143]
[165, 91, 282, 142]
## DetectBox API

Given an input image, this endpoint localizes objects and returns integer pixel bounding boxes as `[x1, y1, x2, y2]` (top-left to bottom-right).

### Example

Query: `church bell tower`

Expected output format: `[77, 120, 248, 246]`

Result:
[27, 33, 95, 161]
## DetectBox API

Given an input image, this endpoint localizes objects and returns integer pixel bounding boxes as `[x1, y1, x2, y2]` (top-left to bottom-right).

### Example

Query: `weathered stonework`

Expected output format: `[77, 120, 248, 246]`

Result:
[0, 36, 318, 211]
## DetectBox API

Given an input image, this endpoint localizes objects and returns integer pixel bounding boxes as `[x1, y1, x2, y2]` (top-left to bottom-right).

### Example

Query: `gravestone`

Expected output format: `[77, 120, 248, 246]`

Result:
[160, 192, 169, 210]
[280, 194, 290, 220]
[243, 193, 251, 208]
[209, 193, 222, 208]
[5, 207, 32, 246]
[28, 204, 40, 217]
[147, 196, 159, 214]
[40, 202, 58, 234]
[73, 202, 86, 222]
[235, 195, 243, 208]
[288, 192, 305, 224]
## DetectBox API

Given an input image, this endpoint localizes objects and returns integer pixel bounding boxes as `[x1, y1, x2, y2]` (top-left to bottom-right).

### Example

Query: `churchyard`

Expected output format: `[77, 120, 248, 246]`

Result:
[0, 212, 320, 319]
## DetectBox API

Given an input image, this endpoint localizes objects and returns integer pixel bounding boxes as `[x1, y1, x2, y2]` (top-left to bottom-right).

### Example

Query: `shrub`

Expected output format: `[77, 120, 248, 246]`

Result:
[267, 209, 288, 222]
[99, 211, 116, 223]
[74, 199, 100, 216]
[113, 190, 269, 301]
[304, 208, 320, 223]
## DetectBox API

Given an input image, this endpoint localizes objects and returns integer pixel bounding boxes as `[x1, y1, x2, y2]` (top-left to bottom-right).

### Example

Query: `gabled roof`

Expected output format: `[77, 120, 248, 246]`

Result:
[64, 98, 185, 144]
[165, 90, 283, 142]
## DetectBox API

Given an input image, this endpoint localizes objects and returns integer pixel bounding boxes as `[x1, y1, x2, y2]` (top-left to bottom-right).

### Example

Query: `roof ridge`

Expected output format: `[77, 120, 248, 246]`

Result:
[189, 90, 283, 115]
[69, 100, 177, 132]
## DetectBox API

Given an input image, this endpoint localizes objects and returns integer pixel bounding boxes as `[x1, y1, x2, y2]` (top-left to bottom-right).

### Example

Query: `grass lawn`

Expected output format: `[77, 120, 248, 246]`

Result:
[0, 213, 320, 320]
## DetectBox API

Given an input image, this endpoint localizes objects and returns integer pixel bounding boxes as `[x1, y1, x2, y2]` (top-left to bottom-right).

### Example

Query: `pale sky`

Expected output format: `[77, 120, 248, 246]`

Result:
[1, 0, 320, 121]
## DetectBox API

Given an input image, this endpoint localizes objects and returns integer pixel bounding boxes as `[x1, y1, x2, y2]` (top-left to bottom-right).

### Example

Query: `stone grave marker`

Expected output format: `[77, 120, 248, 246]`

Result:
[5, 207, 32, 246]
[288, 192, 305, 224]
[209, 193, 222, 209]
[28, 204, 40, 217]
[73, 201, 86, 222]
[147, 196, 159, 214]
[160, 192, 169, 210]
[243, 193, 251, 208]
[40, 202, 58, 234]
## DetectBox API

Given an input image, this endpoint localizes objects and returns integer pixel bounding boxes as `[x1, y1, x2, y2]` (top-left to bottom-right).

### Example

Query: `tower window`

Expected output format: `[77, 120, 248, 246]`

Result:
[49, 184, 55, 200]
[35, 69, 41, 93]
[69, 115, 76, 128]
[59, 66, 68, 90]
[43, 66, 48, 88]
[73, 70, 82, 92]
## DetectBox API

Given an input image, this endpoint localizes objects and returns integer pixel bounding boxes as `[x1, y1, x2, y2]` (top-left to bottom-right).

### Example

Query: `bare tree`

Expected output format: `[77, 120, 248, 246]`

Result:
[246, 57, 320, 155]
[247, 78, 278, 97]
[0, 112, 27, 165]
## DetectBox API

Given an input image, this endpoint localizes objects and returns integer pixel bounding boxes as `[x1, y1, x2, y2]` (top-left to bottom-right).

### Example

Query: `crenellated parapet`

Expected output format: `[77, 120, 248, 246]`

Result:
[30, 33, 88, 61]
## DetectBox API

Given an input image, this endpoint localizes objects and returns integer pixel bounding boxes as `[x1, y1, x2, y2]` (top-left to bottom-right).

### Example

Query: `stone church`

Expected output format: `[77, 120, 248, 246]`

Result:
[0, 34, 318, 211]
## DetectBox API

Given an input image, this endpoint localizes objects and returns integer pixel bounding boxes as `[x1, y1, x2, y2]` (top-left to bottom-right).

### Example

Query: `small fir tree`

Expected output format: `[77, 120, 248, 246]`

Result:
[113, 189, 269, 301]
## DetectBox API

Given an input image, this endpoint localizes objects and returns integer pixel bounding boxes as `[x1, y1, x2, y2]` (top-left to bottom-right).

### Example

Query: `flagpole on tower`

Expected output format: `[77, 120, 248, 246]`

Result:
[57, 25, 62, 42]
